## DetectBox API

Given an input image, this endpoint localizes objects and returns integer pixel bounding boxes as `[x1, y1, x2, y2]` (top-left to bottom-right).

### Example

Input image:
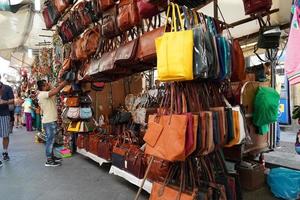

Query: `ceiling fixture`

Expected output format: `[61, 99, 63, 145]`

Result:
[34, 0, 40, 11]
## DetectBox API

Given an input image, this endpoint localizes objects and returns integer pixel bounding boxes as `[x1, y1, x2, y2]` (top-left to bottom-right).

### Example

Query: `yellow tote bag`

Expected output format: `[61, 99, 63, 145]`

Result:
[156, 3, 194, 81]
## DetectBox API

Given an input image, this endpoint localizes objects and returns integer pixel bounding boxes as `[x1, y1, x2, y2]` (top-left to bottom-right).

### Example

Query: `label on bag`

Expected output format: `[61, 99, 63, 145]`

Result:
[124, 160, 128, 169]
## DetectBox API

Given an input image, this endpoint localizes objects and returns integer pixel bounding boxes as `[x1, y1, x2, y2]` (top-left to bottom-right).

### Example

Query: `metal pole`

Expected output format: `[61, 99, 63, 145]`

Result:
[213, 0, 218, 19]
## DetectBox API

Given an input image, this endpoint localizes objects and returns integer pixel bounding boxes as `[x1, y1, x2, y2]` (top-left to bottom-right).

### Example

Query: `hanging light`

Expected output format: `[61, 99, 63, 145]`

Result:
[34, 0, 40, 11]
[28, 48, 33, 58]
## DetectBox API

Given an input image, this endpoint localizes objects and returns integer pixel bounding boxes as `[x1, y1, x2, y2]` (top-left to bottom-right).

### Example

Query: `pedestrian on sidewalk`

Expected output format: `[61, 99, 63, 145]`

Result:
[0, 76, 14, 167]
[37, 80, 67, 167]
[14, 92, 23, 128]
[22, 94, 33, 132]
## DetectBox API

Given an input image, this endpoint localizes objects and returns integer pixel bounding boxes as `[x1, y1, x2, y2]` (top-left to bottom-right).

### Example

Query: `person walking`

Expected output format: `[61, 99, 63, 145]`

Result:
[14, 93, 23, 128]
[0, 76, 14, 167]
[37, 80, 67, 167]
[22, 95, 33, 132]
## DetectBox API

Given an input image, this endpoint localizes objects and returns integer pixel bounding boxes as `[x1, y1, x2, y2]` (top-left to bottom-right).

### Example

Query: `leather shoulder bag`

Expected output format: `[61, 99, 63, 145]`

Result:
[117, 0, 140, 32]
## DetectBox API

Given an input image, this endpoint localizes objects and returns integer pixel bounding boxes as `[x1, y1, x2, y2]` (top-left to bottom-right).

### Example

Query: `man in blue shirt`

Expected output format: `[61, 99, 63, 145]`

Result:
[0, 75, 14, 167]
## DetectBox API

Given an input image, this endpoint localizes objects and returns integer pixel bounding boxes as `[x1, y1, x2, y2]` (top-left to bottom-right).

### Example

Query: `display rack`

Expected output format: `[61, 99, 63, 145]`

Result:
[76, 148, 111, 166]
[109, 166, 153, 194]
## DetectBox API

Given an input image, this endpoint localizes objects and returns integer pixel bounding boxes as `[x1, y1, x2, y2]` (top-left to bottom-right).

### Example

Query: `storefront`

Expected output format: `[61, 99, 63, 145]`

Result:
[1, 0, 299, 199]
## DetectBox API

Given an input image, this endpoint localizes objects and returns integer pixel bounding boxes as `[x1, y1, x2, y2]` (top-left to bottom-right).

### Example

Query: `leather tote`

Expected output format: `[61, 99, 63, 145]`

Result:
[102, 6, 120, 38]
[67, 107, 80, 119]
[242, 0, 272, 15]
[231, 39, 246, 82]
[80, 107, 93, 119]
[88, 134, 100, 155]
[98, 136, 114, 160]
[117, 0, 140, 32]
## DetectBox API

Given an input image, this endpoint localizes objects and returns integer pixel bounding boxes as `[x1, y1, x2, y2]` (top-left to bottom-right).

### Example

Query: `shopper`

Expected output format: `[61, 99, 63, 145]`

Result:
[8, 104, 14, 134]
[22, 95, 33, 132]
[0, 76, 14, 167]
[14, 93, 23, 128]
[37, 80, 67, 167]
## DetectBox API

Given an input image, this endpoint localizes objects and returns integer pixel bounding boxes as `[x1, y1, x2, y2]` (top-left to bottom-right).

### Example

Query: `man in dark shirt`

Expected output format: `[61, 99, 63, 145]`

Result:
[0, 76, 14, 167]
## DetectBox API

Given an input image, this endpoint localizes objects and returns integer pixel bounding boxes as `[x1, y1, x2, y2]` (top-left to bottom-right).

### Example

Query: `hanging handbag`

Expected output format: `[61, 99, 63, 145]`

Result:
[80, 107, 93, 119]
[102, 6, 120, 38]
[242, 0, 272, 15]
[66, 97, 80, 107]
[88, 134, 100, 155]
[77, 134, 85, 149]
[156, 3, 194, 81]
[80, 95, 92, 104]
[81, 26, 101, 58]
[67, 121, 81, 132]
[54, 0, 70, 13]
[231, 39, 246, 82]
[99, 0, 116, 11]
[135, 26, 164, 64]
[115, 38, 139, 67]
[257, 26, 281, 49]
[137, 0, 166, 19]
[147, 157, 170, 182]
[117, 0, 140, 32]
[57, 19, 74, 43]
[210, 107, 226, 146]
[67, 107, 80, 119]
[74, 1, 93, 27]
[42, 0, 61, 29]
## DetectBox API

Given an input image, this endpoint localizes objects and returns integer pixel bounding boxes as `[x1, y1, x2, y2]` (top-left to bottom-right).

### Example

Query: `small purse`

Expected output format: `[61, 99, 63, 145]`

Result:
[80, 95, 92, 104]
[66, 97, 80, 107]
[67, 121, 81, 132]
[67, 107, 80, 119]
[80, 107, 93, 119]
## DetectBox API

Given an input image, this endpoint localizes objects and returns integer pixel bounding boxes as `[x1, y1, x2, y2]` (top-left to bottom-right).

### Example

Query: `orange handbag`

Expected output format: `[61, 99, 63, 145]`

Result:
[66, 97, 80, 107]
[144, 114, 188, 161]
[225, 110, 240, 147]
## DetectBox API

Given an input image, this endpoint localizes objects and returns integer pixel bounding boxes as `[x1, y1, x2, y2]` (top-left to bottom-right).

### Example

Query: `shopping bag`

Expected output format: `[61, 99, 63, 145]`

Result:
[156, 3, 194, 81]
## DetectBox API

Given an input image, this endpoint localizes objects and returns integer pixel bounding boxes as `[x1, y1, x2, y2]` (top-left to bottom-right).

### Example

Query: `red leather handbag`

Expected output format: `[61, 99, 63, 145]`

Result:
[88, 134, 100, 155]
[98, 136, 113, 160]
[124, 148, 146, 179]
[99, 0, 116, 11]
[77, 134, 85, 149]
[102, 6, 120, 38]
[136, 0, 168, 19]
[74, 1, 92, 27]
[117, 0, 140, 32]
[242, 0, 272, 15]
[54, 0, 70, 13]
[42, 1, 61, 29]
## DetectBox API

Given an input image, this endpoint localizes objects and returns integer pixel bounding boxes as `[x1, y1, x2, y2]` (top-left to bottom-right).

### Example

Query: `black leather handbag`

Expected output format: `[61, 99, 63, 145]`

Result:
[257, 26, 281, 49]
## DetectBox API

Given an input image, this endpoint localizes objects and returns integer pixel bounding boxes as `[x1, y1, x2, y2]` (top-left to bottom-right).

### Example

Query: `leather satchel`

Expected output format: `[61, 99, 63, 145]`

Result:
[75, 1, 92, 27]
[135, 26, 164, 64]
[115, 39, 139, 67]
[66, 97, 80, 107]
[124, 148, 146, 179]
[117, 0, 140, 32]
[67, 107, 80, 119]
[147, 157, 170, 182]
[102, 6, 120, 38]
[57, 19, 74, 43]
[242, 0, 272, 15]
[112, 140, 131, 169]
[98, 136, 113, 160]
[88, 134, 100, 155]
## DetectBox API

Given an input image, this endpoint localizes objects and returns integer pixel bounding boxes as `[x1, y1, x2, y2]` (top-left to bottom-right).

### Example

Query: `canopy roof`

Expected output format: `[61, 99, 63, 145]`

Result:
[0, 0, 293, 69]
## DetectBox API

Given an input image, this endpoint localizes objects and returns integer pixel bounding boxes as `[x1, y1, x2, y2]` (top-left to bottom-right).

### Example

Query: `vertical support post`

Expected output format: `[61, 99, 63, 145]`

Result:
[214, 0, 218, 19]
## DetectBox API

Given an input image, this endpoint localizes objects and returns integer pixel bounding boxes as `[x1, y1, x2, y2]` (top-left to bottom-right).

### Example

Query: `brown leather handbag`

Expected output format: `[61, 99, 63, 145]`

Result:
[124, 147, 146, 179]
[54, 0, 70, 13]
[89, 134, 100, 155]
[135, 26, 164, 64]
[99, 0, 115, 11]
[98, 139, 112, 160]
[114, 38, 139, 67]
[231, 39, 246, 82]
[66, 97, 80, 107]
[71, 37, 85, 60]
[117, 0, 140, 32]
[147, 157, 170, 182]
[81, 26, 101, 58]
[74, 1, 92, 27]
[102, 6, 120, 38]
[77, 134, 85, 149]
